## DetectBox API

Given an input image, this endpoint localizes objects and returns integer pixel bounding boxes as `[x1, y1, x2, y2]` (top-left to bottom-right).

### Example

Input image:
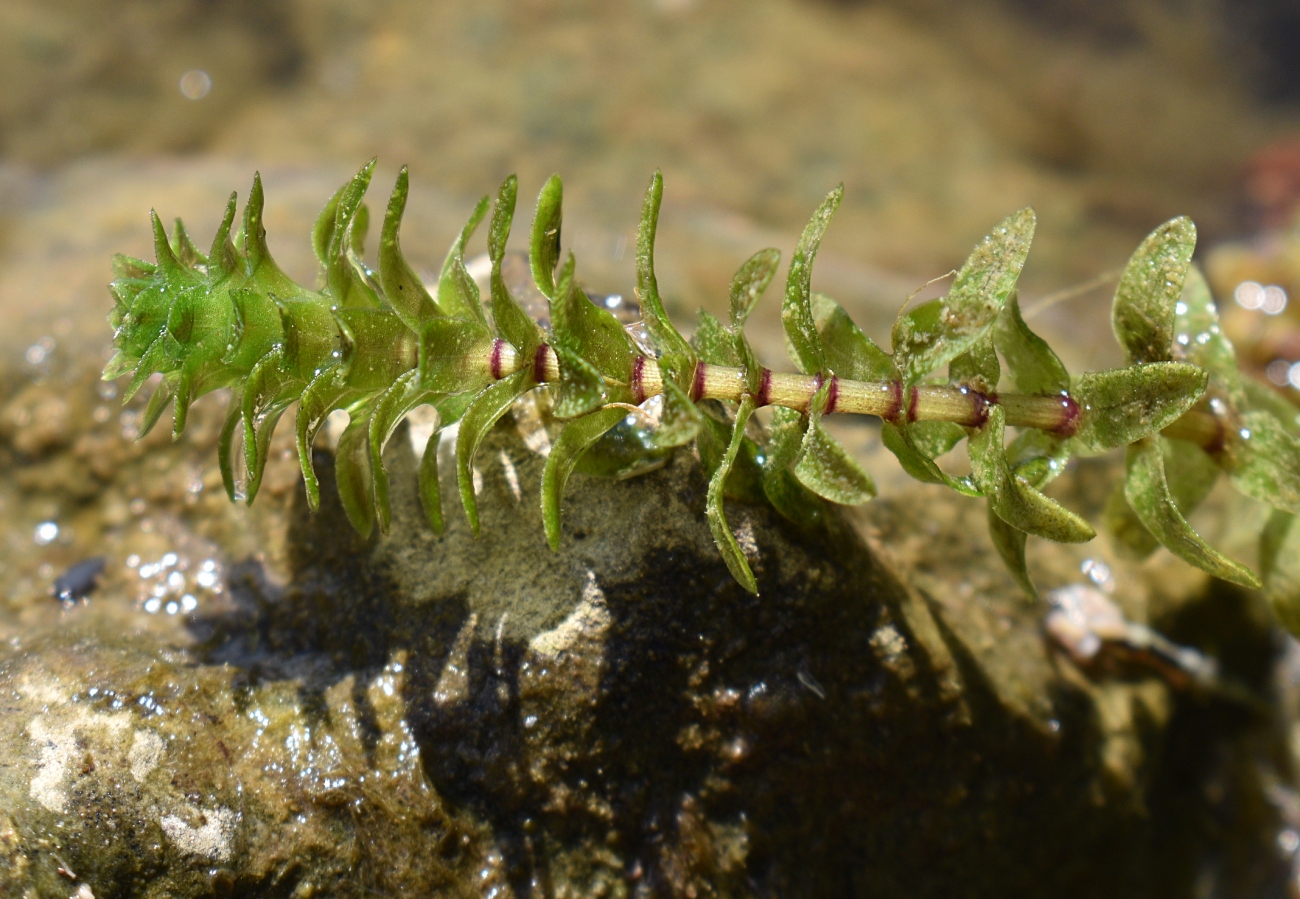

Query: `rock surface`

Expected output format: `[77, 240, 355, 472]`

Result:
[1, 420, 1295, 897]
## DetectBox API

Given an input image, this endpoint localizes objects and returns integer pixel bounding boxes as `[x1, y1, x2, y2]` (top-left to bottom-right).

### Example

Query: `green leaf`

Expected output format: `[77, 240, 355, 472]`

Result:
[139, 376, 174, 439]
[697, 409, 766, 503]
[892, 208, 1035, 385]
[242, 173, 306, 301]
[948, 332, 999, 396]
[1104, 437, 1219, 559]
[706, 397, 760, 594]
[379, 167, 439, 331]
[1123, 437, 1260, 588]
[312, 182, 346, 268]
[881, 421, 979, 496]
[418, 318, 494, 393]
[437, 195, 490, 322]
[969, 405, 1095, 543]
[987, 505, 1035, 599]
[1261, 510, 1300, 637]
[294, 366, 363, 511]
[419, 426, 445, 534]
[170, 218, 205, 268]
[729, 247, 781, 330]
[551, 345, 607, 419]
[207, 192, 239, 279]
[335, 403, 377, 538]
[456, 370, 535, 535]
[550, 254, 638, 381]
[541, 405, 629, 549]
[1174, 265, 1243, 408]
[759, 406, 821, 526]
[531, 175, 563, 300]
[792, 380, 875, 504]
[635, 171, 694, 360]
[216, 391, 243, 501]
[646, 378, 702, 449]
[994, 292, 1069, 396]
[238, 347, 295, 503]
[811, 293, 895, 381]
[782, 186, 842, 375]
[692, 310, 740, 367]
[1072, 362, 1208, 451]
[326, 160, 381, 309]
[1226, 410, 1300, 514]
[1243, 379, 1300, 437]
[488, 175, 545, 354]
[367, 371, 438, 534]
[1005, 428, 1071, 489]
[1112, 216, 1196, 365]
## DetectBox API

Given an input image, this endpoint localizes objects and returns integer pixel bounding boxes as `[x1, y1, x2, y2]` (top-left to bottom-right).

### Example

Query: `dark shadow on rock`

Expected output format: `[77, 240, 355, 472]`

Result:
[179, 431, 1296, 898]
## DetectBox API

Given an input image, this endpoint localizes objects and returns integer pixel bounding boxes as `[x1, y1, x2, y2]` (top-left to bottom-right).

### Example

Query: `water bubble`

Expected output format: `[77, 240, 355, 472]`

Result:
[1174, 302, 1188, 315]
[1236, 281, 1266, 310]
[1240, 428, 1252, 440]
[1289, 363, 1300, 390]
[179, 70, 212, 100]
[161, 552, 178, 568]
[165, 601, 179, 615]
[34, 522, 59, 545]
[144, 597, 161, 614]
[1262, 285, 1289, 316]
[125, 554, 140, 569]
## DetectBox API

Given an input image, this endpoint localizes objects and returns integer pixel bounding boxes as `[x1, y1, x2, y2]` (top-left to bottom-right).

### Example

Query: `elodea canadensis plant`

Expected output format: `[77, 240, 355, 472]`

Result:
[104, 161, 1300, 627]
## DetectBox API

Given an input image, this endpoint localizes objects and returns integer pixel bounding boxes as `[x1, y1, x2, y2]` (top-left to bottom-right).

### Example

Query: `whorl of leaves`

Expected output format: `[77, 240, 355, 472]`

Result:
[106, 161, 1300, 633]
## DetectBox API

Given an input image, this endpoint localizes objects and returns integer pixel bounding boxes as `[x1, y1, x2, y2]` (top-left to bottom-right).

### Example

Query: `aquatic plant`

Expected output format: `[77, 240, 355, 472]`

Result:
[103, 161, 1300, 624]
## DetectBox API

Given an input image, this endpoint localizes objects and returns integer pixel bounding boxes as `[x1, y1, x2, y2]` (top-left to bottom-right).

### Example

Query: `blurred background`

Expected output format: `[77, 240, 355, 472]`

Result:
[3, 0, 1300, 611]
[1, 0, 1299, 365]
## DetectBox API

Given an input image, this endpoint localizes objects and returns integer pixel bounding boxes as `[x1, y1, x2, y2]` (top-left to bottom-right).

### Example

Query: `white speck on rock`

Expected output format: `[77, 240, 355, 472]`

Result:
[160, 807, 236, 862]
[529, 571, 611, 659]
[129, 729, 165, 782]
[870, 623, 915, 682]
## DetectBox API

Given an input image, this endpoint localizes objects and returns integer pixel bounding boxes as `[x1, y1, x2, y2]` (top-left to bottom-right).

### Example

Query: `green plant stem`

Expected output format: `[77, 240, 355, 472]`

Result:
[488, 342, 1230, 450]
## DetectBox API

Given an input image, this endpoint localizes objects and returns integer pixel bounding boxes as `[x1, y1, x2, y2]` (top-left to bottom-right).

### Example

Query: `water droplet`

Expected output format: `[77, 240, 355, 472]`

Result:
[1240, 428, 1252, 440]
[1262, 285, 1288, 316]
[1174, 301, 1188, 315]
[178, 70, 212, 100]
[1235, 281, 1266, 310]
[34, 522, 59, 545]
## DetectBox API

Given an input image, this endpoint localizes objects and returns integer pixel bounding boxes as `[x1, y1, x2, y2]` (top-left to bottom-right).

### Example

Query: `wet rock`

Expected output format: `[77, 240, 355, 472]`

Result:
[2, 420, 1291, 897]
[0, 628, 497, 897]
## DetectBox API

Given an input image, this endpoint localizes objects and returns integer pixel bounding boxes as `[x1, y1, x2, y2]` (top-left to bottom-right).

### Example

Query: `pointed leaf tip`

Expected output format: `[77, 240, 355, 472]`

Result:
[1113, 216, 1196, 365]
[893, 207, 1035, 385]
[1124, 437, 1260, 588]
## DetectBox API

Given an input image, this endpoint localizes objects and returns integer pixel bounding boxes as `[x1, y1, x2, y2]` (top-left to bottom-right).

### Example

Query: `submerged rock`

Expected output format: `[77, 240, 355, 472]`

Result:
[0, 421, 1294, 897]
